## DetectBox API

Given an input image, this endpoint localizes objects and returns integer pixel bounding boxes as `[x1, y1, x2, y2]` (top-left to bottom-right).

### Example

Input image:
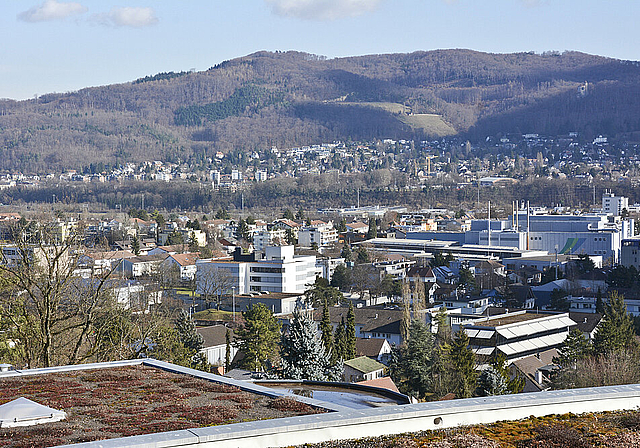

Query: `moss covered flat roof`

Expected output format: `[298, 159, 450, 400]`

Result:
[343, 356, 385, 374]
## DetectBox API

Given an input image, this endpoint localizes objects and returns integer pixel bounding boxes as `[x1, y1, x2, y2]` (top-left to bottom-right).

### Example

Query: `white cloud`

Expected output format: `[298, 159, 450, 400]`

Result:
[265, 0, 382, 21]
[18, 0, 87, 22]
[95, 6, 159, 28]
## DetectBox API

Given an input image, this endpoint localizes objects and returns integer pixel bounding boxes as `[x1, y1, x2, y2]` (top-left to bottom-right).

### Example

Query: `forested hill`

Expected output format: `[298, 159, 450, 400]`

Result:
[2, 49, 640, 172]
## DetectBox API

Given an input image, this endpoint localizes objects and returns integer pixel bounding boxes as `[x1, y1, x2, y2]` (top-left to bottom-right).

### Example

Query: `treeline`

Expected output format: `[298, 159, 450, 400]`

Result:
[2, 175, 637, 215]
[174, 85, 286, 126]
[134, 71, 189, 84]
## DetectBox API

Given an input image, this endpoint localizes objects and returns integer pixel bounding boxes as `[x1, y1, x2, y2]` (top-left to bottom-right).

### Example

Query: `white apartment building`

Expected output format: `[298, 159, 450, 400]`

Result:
[602, 192, 628, 215]
[196, 245, 316, 295]
[569, 295, 640, 317]
[297, 225, 338, 248]
[252, 229, 287, 251]
[621, 238, 640, 269]
[255, 170, 268, 182]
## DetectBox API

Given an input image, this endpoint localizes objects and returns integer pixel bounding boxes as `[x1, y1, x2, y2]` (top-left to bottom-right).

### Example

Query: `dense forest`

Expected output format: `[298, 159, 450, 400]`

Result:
[2, 49, 640, 172]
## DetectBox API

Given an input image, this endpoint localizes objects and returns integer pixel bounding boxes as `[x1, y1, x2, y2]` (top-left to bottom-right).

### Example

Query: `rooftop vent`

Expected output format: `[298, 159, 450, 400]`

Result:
[0, 397, 66, 428]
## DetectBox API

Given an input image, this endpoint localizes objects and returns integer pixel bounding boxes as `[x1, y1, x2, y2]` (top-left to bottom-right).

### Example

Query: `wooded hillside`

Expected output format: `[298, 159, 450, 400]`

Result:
[2, 49, 639, 172]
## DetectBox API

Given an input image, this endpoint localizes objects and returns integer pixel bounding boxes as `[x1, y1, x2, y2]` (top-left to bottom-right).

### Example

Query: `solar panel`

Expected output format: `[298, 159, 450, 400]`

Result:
[476, 330, 495, 339]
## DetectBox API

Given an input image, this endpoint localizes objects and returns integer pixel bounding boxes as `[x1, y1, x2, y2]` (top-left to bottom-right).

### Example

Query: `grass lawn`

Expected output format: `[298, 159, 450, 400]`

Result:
[338, 102, 457, 136]
[193, 309, 236, 322]
[175, 288, 199, 298]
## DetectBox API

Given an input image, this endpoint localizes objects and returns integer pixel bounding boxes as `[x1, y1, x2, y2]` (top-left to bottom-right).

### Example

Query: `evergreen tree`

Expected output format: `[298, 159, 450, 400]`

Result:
[215, 207, 230, 220]
[175, 310, 204, 352]
[167, 230, 184, 245]
[285, 228, 297, 245]
[280, 309, 342, 381]
[431, 252, 453, 268]
[553, 328, 592, 368]
[330, 264, 350, 290]
[367, 218, 377, 239]
[390, 319, 436, 399]
[282, 209, 295, 220]
[225, 329, 232, 373]
[445, 331, 477, 398]
[295, 207, 305, 220]
[355, 247, 370, 264]
[234, 304, 281, 371]
[476, 366, 508, 396]
[457, 267, 475, 293]
[236, 218, 250, 241]
[320, 297, 334, 358]
[549, 288, 570, 311]
[490, 353, 524, 394]
[131, 235, 140, 256]
[340, 244, 352, 262]
[174, 311, 207, 370]
[593, 291, 637, 356]
[596, 289, 605, 314]
[434, 307, 452, 343]
[333, 317, 347, 361]
[345, 302, 356, 360]
[400, 283, 411, 344]
[305, 277, 343, 307]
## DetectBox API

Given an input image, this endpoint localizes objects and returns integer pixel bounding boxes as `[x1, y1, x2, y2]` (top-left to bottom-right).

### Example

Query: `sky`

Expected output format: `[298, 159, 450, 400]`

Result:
[2, 0, 640, 100]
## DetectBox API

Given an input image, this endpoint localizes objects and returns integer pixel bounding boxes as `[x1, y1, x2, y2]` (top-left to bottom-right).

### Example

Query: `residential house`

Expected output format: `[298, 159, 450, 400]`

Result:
[355, 338, 393, 365]
[78, 250, 134, 275]
[148, 245, 186, 256]
[272, 219, 302, 238]
[196, 325, 237, 369]
[510, 348, 559, 392]
[119, 254, 168, 278]
[405, 266, 438, 303]
[231, 292, 305, 314]
[474, 260, 506, 290]
[345, 222, 369, 235]
[569, 311, 602, 340]
[316, 256, 345, 283]
[375, 256, 415, 280]
[343, 356, 386, 383]
[252, 229, 287, 251]
[161, 253, 199, 281]
[314, 306, 404, 346]
[432, 266, 456, 284]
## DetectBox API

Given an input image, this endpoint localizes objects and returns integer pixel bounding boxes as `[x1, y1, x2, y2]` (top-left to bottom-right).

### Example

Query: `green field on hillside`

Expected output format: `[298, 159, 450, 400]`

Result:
[340, 102, 456, 136]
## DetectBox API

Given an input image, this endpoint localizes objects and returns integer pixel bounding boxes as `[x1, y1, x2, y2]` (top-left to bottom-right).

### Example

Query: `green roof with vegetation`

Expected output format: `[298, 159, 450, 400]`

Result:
[344, 356, 385, 374]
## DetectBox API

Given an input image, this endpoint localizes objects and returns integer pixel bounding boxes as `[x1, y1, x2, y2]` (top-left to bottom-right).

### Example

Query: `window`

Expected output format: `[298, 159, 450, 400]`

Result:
[250, 267, 283, 273]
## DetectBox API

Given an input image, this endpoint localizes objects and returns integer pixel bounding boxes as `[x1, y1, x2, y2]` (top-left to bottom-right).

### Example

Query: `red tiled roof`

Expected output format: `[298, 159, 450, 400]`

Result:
[358, 377, 400, 393]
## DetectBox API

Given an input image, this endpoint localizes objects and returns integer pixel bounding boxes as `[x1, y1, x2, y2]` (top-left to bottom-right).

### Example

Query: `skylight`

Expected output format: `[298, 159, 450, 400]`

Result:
[0, 397, 66, 428]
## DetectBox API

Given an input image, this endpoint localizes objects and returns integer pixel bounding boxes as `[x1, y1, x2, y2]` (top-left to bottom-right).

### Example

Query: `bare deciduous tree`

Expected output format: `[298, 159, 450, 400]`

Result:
[195, 264, 235, 310]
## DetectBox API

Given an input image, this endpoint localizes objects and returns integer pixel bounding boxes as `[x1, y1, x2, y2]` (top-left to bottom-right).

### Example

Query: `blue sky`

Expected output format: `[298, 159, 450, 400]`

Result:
[2, 0, 639, 100]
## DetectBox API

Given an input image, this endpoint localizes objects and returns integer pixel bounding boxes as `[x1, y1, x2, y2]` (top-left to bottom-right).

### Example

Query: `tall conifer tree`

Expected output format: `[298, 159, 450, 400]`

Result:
[345, 302, 356, 360]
